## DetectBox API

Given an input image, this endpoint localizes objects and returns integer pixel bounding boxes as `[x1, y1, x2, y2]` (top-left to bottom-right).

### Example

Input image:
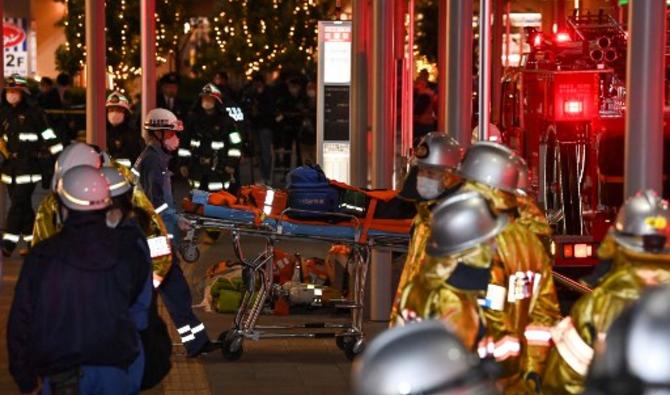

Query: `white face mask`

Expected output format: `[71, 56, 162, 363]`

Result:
[6, 92, 21, 105]
[107, 111, 125, 126]
[163, 134, 180, 151]
[106, 209, 122, 228]
[201, 100, 215, 111]
[416, 175, 445, 200]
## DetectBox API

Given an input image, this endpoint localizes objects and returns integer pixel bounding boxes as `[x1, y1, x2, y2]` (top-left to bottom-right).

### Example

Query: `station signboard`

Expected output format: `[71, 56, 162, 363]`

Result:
[317, 21, 352, 183]
[3, 18, 29, 77]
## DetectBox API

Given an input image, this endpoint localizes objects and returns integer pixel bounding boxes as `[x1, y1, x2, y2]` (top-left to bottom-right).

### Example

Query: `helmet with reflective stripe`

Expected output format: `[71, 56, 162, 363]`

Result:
[52, 143, 102, 192]
[105, 91, 132, 112]
[427, 190, 508, 257]
[352, 320, 497, 395]
[587, 285, 670, 394]
[5, 74, 30, 94]
[412, 132, 463, 171]
[144, 108, 184, 131]
[200, 83, 223, 104]
[458, 141, 520, 194]
[613, 189, 670, 253]
[101, 167, 132, 197]
[57, 165, 111, 211]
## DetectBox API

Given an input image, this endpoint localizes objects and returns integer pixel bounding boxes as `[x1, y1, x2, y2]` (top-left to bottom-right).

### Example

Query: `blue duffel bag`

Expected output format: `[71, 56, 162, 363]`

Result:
[286, 165, 340, 219]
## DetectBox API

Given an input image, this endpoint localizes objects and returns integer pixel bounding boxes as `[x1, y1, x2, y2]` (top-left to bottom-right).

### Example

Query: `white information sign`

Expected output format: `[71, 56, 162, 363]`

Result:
[3, 18, 29, 77]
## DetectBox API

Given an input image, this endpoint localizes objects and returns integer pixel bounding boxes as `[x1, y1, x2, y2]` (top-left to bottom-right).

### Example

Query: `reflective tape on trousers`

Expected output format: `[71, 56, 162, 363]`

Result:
[551, 317, 594, 376]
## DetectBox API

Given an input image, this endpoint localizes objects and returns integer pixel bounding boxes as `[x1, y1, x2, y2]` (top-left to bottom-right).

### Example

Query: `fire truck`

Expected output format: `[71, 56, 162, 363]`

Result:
[500, 10, 670, 267]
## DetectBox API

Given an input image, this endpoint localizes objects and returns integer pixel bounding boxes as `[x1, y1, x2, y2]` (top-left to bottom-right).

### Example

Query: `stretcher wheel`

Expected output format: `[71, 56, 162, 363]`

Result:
[336, 334, 356, 351]
[343, 337, 365, 361]
[179, 243, 200, 263]
[219, 330, 244, 361]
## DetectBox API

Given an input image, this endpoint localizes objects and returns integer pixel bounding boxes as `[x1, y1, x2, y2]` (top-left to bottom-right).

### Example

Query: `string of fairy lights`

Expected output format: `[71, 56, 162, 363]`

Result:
[58, 0, 333, 89]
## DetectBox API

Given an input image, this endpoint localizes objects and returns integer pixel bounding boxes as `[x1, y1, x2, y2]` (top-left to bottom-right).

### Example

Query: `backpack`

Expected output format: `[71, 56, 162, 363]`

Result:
[286, 165, 340, 219]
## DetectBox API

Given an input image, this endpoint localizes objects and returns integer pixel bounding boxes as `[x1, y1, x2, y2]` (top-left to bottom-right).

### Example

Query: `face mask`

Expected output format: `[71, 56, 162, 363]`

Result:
[416, 175, 445, 200]
[163, 134, 180, 152]
[106, 211, 122, 228]
[6, 92, 21, 105]
[107, 111, 125, 126]
[201, 100, 215, 111]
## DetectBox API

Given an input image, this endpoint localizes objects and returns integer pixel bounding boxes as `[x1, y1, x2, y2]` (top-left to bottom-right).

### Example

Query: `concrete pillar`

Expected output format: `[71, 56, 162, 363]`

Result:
[85, 0, 106, 147]
[438, 0, 474, 146]
[370, 0, 395, 321]
[477, 0, 492, 140]
[350, 0, 370, 187]
[624, 0, 666, 197]
[141, 0, 157, 130]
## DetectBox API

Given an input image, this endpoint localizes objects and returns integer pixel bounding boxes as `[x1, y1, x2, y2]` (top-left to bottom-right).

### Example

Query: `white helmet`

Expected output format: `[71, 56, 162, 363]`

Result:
[144, 108, 184, 132]
[101, 167, 132, 197]
[57, 165, 111, 212]
[52, 143, 102, 191]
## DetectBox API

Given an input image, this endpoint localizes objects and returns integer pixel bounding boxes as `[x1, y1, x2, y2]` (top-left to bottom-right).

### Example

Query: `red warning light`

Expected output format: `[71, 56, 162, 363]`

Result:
[564, 100, 584, 114]
[555, 32, 571, 43]
[532, 33, 543, 48]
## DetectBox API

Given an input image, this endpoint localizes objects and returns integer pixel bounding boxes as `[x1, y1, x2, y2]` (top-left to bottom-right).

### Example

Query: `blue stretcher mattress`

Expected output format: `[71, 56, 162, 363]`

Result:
[191, 190, 408, 242]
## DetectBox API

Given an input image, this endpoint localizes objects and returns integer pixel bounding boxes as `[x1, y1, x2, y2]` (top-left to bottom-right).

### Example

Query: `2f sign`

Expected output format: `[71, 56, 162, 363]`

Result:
[4, 21, 28, 77]
[5, 53, 26, 72]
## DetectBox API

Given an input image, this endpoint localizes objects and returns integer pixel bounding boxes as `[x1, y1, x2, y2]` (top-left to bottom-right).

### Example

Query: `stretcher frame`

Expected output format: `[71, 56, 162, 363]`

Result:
[180, 208, 409, 361]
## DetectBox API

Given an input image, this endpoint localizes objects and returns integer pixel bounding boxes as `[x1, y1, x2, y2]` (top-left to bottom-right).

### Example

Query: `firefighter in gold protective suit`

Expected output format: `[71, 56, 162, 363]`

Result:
[389, 132, 463, 324]
[458, 142, 561, 394]
[542, 190, 670, 395]
[31, 142, 172, 287]
[394, 190, 509, 352]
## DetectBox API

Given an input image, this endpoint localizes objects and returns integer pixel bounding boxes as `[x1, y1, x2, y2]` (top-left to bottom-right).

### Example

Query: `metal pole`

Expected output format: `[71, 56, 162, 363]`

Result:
[85, 0, 106, 147]
[141, 0, 157, 131]
[478, 0, 491, 141]
[370, 0, 395, 321]
[490, 0, 503, 125]
[437, 0, 447, 132]
[441, 0, 474, 146]
[350, 0, 369, 187]
[624, 0, 666, 197]
[504, 1, 510, 68]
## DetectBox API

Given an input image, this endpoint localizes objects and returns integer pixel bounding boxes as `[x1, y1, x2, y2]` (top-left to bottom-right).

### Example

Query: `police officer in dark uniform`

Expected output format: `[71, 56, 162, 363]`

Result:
[106, 91, 143, 168]
[183, 83, 243, 193]
[157, 73, 187, 121]
[0, 74, 62, 257]
[134, 108, 216, 357]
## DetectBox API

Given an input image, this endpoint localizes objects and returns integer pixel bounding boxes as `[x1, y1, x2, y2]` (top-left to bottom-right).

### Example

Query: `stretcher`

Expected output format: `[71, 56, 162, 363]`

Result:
[180, 190, 411, 361]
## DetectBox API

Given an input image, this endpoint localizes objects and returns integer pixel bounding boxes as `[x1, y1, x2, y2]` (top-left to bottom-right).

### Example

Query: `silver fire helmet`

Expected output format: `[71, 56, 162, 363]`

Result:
[351, 320, 498, 395]
[613, 189, 670, 253]
[426, 190, 508, 257]
[412, 132, 463, 171]
[457, 142, 520, 194]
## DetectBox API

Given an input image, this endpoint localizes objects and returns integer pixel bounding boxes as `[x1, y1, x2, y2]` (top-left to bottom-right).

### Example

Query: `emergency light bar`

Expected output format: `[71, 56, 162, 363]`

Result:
[147, 236, 171, 258]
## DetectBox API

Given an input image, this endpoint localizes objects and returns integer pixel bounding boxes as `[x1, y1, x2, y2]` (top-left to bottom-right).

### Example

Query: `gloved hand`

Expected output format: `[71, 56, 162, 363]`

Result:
[177, 216, 192, 232]
[524, 371, 542, 394]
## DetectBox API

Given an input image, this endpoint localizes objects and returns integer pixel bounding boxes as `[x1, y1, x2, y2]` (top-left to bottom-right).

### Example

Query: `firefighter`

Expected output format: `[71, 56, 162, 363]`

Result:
[352, 320, 500, 395]
[182, 83, 243, 194]
[389, 132, 463, 324]
[394, 190, 509, 352]
[106, 91, 143, 168]
[8, 165, 150, 394]
[32, 142, 173, 288]
[514, 156, 553, 247]
[458, 141, 561, 393]
[542, 190, 670, 395]
[135, 108, 216, 357]
[585, 285, 670, 395]
[0, 74, 62, 257]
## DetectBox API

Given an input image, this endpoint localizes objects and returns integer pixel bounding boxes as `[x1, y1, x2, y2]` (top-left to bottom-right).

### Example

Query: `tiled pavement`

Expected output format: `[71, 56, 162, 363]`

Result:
[0, 232, 392, 394]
